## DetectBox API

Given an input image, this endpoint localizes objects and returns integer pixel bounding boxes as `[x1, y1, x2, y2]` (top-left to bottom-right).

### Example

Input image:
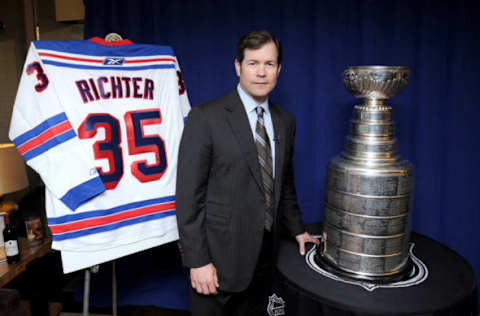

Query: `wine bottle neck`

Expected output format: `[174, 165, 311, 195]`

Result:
[3, 213, 11, 225]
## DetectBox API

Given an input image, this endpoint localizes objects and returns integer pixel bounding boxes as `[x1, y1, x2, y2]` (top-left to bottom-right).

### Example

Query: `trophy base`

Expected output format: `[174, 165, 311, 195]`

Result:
[313, 251, 414, 284]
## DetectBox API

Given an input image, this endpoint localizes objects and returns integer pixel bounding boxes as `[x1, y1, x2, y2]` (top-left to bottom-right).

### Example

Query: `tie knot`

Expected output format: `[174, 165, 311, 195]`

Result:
[256, 106, 264, 117]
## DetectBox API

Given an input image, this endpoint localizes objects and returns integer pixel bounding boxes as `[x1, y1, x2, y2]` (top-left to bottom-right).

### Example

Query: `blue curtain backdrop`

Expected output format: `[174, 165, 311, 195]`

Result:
[83, 0, 479, 308]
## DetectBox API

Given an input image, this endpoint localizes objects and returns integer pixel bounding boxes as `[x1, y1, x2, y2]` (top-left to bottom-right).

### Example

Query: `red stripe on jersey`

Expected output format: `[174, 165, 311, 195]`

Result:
[18, 121, 73, 154]
[38, 52, 103, 63]
[39, 52, 175, 65]
[124, 58, 176, 64]
[49, 201, 176, 234]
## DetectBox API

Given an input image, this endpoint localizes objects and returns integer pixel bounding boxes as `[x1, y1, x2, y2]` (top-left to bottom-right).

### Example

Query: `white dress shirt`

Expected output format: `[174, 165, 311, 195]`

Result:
[237, 84, 275, 177]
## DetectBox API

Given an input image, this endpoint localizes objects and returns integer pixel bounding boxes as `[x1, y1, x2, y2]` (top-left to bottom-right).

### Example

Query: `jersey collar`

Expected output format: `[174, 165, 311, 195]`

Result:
[89, 37, 134, 46]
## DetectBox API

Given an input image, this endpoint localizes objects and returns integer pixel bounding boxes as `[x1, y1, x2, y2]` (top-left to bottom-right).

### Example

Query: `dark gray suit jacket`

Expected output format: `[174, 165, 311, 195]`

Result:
[176, 89, 304, 292]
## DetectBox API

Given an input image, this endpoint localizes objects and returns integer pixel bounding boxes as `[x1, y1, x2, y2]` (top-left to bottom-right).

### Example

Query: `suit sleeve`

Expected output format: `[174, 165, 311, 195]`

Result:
[279, 118, 305, 237]
[176, 106, 212, 268]
[8, 43, 105, 211]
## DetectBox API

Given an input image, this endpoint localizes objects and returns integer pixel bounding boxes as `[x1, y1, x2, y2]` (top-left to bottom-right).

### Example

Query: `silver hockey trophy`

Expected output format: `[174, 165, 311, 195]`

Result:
[316, 66, 414, 282]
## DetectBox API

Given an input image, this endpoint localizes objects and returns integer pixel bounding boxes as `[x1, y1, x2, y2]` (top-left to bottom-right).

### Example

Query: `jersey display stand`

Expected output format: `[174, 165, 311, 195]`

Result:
[81, 262, 117, 316]
[79, 34, 122, 316]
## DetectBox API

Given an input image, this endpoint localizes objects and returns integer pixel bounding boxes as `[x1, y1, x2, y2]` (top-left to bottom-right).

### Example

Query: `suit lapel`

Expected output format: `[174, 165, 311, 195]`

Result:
[225, 90, 264, 193]
[269, 102, 286, 209]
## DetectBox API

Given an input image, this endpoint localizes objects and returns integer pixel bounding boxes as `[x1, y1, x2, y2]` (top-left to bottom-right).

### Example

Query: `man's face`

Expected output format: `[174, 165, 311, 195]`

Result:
[235, 41, 282, 104]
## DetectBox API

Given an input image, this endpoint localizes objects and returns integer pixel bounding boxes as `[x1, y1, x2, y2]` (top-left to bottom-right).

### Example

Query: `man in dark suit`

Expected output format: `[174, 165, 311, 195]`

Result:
[176, 30, 319, 316]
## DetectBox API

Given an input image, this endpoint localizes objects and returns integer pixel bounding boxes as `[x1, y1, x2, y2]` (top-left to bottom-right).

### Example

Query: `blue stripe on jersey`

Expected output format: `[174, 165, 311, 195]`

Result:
[12, 113, 68, 147]
[22, 130, 76, 161]
[48, 195, 176, 224]
[60, 177, 106, 211]
[33, 40, 174, 57]
[42, 60, 175, 71]
[52, 210, 176, 241]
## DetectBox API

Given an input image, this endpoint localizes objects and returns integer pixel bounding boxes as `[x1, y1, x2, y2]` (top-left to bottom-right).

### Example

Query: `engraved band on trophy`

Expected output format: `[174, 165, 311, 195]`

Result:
[316, 66, 414, 282]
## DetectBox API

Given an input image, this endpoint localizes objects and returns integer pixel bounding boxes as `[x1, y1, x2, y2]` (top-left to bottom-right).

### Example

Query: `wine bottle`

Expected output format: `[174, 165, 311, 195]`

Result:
[3, 213, 20, 264]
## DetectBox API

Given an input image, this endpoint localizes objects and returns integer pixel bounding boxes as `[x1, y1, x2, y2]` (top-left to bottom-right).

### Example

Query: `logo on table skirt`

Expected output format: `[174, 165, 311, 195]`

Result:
[267, 293, 285, 316]
[103, 57, 125, 65]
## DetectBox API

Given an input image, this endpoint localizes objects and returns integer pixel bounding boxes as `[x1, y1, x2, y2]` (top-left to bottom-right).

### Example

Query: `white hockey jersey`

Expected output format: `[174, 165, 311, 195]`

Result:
[9, 37, 191, 272]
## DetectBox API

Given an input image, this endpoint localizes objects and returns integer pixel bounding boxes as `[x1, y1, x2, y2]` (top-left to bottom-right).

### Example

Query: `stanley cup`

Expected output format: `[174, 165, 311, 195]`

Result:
[319, 66, 413, 281]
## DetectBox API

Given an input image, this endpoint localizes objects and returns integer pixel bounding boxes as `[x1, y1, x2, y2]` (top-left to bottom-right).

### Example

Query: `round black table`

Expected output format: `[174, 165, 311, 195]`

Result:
[274, 226, 478, 315]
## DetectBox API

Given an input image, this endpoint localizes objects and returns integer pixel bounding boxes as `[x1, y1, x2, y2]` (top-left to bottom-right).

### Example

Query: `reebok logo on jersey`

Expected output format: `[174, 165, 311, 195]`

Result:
[103, 57, 125, 65]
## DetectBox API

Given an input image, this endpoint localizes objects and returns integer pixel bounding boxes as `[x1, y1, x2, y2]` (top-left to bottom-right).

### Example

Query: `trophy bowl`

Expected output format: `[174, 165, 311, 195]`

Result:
[343, 66, 410, 103]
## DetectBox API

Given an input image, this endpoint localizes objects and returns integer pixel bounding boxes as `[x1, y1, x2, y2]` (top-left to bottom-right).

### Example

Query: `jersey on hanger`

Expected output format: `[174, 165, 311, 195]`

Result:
[9, 37, 191, 272]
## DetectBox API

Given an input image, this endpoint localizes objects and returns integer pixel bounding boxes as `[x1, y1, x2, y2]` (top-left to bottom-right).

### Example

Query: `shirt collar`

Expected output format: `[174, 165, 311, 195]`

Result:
[237, 84, 270, 115]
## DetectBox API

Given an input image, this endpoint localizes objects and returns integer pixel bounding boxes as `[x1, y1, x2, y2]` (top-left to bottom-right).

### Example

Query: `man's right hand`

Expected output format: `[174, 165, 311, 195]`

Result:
[190, 263, 219, 295]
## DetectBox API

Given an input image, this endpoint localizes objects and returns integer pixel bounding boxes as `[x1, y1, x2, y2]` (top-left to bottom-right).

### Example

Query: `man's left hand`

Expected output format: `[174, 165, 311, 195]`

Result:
[295, 232, 320, 255]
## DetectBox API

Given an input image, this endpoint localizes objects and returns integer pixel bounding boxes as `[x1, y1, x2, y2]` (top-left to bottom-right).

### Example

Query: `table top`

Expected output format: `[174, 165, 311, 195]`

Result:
[0, 237, 52, 287]
[276, 228, 477, 314]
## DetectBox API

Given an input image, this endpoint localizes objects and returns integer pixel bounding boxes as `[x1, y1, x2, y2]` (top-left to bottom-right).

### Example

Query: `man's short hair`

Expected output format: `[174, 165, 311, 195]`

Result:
[236, 30, 282, 65]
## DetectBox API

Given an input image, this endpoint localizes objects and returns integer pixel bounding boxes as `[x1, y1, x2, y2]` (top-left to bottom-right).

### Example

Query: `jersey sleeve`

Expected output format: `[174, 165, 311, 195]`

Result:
[174, 57, 191, 120]
[9, 43, 105, 211]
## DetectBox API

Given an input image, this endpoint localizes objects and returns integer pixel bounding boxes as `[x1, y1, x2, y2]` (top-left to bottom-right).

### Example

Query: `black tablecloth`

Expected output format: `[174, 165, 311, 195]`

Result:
[274, 225, 478, 315]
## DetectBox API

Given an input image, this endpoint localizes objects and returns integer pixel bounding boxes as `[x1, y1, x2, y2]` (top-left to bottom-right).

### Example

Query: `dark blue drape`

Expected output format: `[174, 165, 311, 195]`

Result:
[83, 0, 480, 308]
